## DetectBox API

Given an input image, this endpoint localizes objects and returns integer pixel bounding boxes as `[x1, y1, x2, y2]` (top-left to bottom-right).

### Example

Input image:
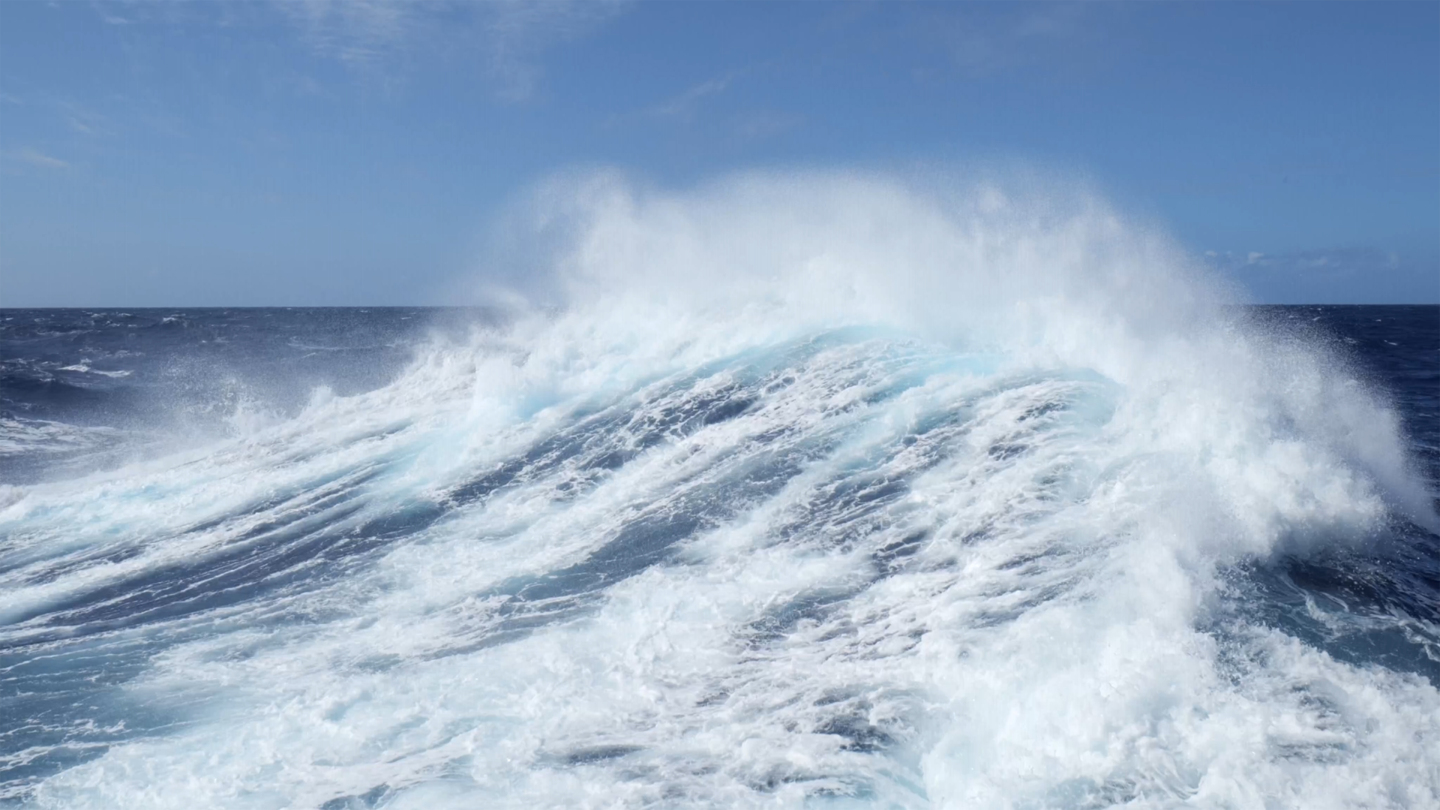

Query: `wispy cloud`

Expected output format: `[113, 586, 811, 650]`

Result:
[279, 0, 416, 67]
[57, 100, 109, 136]
[606, 72, 744, 130]
[1206, 247, 1403, 278]
[606, 71, 802, 143]
[731, 109, 803, 142]
[917, 2, 1104, 78]
[1205, 247, 1432, 304]
[5, 148, 71, 170]
[645, 75, 733, 121]
[84, 0, 629, 101]
[274, 0, 630, 101]
[483, 0, 630, 101]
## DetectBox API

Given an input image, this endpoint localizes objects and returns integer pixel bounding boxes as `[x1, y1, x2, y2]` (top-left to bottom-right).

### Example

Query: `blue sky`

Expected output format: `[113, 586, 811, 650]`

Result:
[1, 1, 1436, 306]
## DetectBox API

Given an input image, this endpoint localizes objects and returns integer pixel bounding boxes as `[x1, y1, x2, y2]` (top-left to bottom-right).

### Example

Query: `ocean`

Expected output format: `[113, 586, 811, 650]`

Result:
[1, 303, 1434, 808]
[1, 176, 1438, 808]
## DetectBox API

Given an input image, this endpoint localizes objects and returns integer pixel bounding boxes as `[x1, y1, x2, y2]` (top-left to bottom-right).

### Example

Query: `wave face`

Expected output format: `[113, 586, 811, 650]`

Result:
[2, 172, 1438, 808]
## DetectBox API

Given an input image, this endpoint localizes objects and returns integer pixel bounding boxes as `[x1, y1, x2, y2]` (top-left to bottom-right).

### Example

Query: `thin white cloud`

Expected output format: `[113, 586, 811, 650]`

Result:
[646, 75, 732, 120]
[482, 0, 632, 101]
[1208, 247, 1404, 277]
[280, 0, 415, 67]
[1013, 3, 1087, 41]
[605, 71, 744, 130]
[274, 0, 630, 101]
[732, 109, 803, 141]
[66, 0, 628, 102]
[605, 71, 801, 142]
[6, 148, 70, 170]
[925, 2, 1100, 78]
[57, 101, 108, 136]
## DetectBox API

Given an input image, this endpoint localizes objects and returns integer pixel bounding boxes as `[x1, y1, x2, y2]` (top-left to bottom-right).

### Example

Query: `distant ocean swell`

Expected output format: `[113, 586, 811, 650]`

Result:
[1, 171, 1437, 808]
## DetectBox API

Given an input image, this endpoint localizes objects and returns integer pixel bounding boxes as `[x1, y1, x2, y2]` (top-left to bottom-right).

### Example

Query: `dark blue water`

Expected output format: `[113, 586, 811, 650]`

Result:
[1239, 306, 1440, 682]
[0, 308, 440, 484]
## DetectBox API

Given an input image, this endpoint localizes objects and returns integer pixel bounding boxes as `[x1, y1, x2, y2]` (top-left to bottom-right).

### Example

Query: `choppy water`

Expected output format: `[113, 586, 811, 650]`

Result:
[2, 174, 1438, 808]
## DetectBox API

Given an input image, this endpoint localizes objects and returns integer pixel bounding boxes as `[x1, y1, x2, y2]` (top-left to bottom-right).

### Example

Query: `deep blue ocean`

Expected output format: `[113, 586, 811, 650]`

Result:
[1, 304, 1437, 808]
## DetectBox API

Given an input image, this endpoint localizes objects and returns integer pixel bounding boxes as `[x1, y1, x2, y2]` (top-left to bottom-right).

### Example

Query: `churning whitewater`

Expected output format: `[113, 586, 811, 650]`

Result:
[2, 171, 1437, 808]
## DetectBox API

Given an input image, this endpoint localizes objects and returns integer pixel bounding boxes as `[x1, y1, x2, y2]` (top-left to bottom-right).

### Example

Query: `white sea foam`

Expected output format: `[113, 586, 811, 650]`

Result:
[3, 169, 1436, 808]
[57, 364, 132, 378]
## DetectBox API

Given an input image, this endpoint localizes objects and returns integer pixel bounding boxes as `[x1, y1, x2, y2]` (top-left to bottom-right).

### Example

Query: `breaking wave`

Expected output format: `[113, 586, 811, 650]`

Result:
[2, 170, 1436, 808]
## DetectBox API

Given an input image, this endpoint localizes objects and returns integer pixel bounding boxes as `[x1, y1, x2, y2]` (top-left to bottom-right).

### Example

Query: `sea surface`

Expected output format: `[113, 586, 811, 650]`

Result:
[1, 302, 1437, 808]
